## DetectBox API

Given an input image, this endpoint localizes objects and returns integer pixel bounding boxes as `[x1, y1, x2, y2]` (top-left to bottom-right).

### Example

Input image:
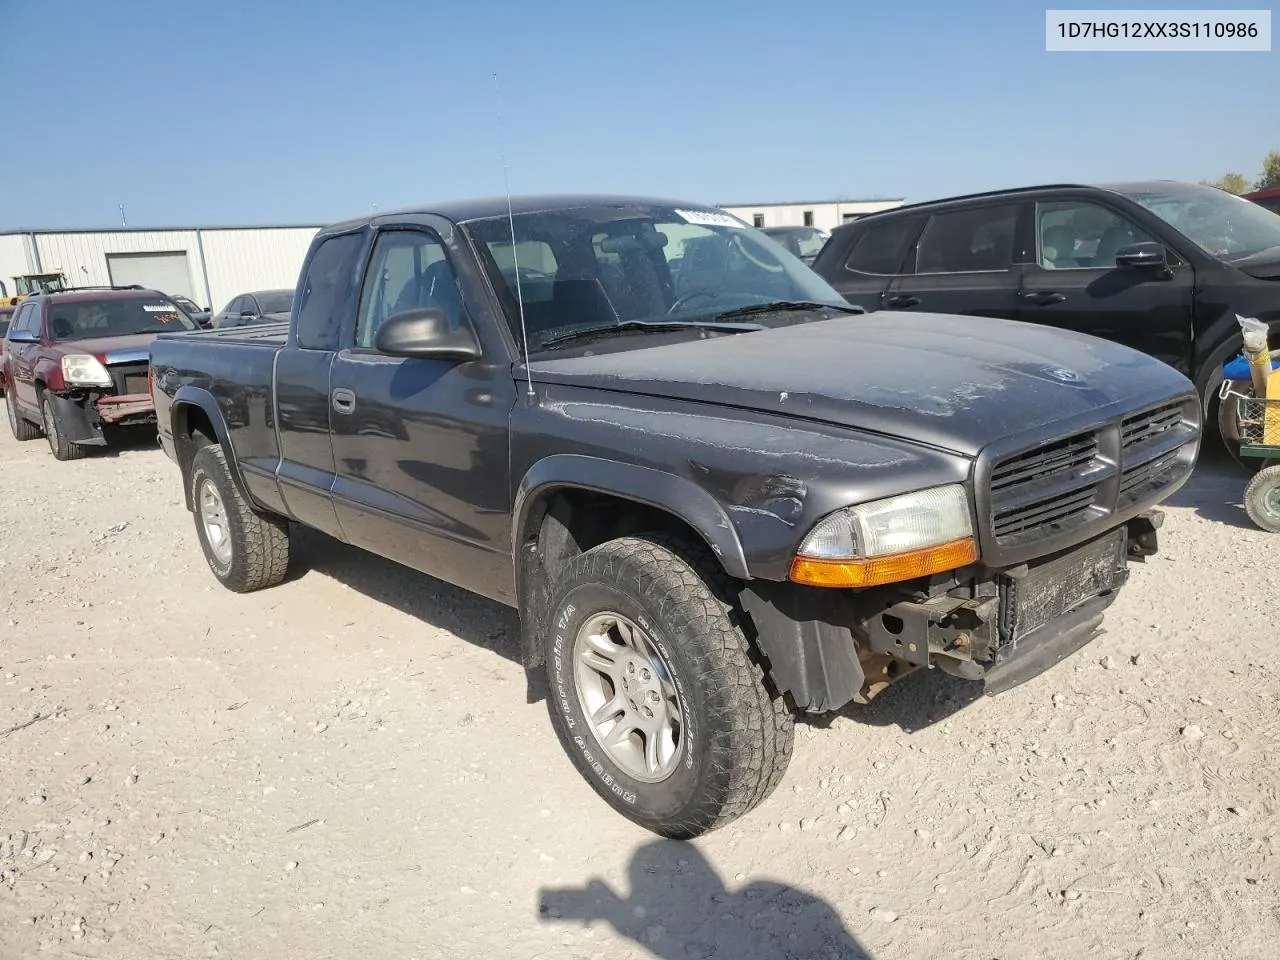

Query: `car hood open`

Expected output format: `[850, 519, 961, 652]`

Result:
[526, 312, 1195, 457]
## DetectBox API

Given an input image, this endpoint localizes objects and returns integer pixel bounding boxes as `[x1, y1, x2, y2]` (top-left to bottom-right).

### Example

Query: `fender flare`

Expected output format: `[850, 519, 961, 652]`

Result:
[511, 454, 750, 579]
[170, 386, 252, 510]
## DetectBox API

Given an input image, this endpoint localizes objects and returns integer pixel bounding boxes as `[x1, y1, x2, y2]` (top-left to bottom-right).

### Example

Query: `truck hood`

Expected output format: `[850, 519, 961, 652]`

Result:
[53, 333, 161, 364]
[526, 312, 1193, 457]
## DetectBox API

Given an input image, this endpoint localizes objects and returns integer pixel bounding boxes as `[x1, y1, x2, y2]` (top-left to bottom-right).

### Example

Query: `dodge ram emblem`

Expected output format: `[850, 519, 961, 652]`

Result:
[1045, 366, 1081, 383]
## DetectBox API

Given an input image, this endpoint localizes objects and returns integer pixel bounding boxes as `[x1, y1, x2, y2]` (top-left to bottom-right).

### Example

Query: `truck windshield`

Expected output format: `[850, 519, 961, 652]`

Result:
[1112, 181, 1280, 260]
[47, 297, 197, 341]
[461, 203, 852, 354]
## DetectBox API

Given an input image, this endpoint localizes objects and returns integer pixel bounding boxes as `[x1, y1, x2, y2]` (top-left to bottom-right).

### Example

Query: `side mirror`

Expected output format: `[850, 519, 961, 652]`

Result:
[1115, 241, 1168, 269]
[6, 329, 37, 343]
[241, 309, 258, 318]
[374, 308, 480, 360]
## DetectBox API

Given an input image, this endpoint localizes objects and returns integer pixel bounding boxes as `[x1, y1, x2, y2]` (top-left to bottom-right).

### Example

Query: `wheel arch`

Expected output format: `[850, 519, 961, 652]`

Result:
[170, 386, 251, 512]
[512, 455, 750, 669]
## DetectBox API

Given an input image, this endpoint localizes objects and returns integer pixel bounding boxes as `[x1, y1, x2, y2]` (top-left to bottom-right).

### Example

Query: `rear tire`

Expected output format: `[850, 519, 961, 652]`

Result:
[41, 393, 87, 461]
[1243, 465, 1280, 533]
[6, 390, 40, 441]
[188, 443, 291, 592]
[543, 533, 794, 839]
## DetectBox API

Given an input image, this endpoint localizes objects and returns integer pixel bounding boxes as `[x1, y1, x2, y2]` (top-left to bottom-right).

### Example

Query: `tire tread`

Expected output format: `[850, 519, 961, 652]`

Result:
[1244, 464, 1280, 533]
[547, 532, 794, 838]
[190, 444, 290, 592]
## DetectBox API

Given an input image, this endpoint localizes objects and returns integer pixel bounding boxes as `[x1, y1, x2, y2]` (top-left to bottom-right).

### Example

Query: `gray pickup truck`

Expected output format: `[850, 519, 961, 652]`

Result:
[149, 194, 1201, 838]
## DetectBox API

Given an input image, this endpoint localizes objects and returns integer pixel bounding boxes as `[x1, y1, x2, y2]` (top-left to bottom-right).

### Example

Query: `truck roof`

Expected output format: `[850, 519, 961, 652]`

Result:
[320, 193, 724, 234]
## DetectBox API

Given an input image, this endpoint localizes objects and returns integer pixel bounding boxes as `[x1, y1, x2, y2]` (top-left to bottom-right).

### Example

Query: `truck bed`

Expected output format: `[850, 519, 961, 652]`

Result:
[150, 321, 290, 517]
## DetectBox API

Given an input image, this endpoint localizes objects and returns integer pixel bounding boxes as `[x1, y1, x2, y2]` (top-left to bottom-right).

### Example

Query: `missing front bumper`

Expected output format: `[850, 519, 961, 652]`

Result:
[744, 513, 1161, 713]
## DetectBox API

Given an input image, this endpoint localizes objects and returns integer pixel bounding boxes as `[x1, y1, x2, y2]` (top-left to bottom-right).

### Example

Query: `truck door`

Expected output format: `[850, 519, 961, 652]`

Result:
[273, 230, 367, 539]
[1016, 198, 1195, 373]
[327, 219, 517, 604]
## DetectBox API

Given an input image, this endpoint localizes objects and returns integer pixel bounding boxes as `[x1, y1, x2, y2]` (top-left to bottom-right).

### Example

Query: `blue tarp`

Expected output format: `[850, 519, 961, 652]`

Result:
[1223, 354, 1280, 381]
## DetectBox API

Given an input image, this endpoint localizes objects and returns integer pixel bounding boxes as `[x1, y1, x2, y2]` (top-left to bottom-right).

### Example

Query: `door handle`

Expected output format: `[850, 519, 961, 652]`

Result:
[1023, 291, 1067, 305]
[884, 294, 920, 308]
[331, 388, 356, 414]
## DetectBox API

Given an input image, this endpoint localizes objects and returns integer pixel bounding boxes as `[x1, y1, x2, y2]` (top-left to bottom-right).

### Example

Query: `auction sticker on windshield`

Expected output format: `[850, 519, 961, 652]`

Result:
[675, 209, 746, 229]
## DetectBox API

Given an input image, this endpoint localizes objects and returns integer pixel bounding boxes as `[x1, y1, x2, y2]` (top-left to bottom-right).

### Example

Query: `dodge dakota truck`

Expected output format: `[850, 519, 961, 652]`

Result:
[149, 195, 1201, 838]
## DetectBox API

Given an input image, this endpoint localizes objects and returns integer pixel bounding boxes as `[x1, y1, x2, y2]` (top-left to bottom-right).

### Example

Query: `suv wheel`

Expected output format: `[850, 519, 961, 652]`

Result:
[6, 390, 40, 442]
[543, 534, 793, 838]
[40, 393, 87, 461]
[188, 444, 291, 592]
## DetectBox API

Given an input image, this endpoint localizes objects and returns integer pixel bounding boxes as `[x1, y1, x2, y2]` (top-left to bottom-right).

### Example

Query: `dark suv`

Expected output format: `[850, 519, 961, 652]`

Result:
[811, 180, 1280, 454]
[3, 287, 198, 460]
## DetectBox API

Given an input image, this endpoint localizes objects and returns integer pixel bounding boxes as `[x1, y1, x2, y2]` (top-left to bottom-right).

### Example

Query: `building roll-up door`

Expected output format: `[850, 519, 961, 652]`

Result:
[106, 251, 195, 300]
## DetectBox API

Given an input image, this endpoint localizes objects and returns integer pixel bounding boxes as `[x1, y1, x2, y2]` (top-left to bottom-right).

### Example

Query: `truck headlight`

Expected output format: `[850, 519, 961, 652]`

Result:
[60, 354, 113, 387]
[789, 483, 977, 587]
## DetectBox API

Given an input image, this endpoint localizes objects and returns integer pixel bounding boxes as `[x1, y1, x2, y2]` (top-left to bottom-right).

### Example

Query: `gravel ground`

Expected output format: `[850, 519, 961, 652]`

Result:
[1, 424, 1278, 960]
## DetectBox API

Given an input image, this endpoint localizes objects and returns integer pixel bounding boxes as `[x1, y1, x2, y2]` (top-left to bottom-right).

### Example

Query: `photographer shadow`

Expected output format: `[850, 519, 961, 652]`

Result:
[539, 840, 873, 959]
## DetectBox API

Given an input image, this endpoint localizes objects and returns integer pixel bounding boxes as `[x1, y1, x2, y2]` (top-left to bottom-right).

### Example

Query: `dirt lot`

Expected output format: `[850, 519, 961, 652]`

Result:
[1, 424, 1277, 960]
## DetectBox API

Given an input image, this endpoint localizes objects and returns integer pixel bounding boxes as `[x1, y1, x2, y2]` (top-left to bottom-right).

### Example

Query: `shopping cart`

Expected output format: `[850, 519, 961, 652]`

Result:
[1220, 379, 1280, 532]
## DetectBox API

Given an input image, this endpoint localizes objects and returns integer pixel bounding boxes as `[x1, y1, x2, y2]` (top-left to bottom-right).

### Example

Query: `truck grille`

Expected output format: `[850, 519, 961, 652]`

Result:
[990, 432, 1103, 542]
[987, 398, 1197, 552]
[108, 362, 149, 396]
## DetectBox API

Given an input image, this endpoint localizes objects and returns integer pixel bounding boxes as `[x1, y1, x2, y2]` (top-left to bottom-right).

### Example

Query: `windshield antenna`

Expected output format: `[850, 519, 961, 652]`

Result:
[493, 71, 533, 399]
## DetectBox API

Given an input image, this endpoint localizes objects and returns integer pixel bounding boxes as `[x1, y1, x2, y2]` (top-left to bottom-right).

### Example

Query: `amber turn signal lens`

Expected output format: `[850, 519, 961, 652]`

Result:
[788, 537, 978, 588]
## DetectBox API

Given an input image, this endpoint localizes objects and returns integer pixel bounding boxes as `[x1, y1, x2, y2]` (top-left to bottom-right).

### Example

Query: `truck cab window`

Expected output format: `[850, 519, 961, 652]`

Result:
[1036, 201, 1154, 269]
[295, 232, 363, 351]
[356, 230, 462, 349]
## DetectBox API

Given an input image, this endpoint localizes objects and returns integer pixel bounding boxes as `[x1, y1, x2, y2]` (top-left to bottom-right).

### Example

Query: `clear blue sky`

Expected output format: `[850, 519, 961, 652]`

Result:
[1, 0, 1275, 229]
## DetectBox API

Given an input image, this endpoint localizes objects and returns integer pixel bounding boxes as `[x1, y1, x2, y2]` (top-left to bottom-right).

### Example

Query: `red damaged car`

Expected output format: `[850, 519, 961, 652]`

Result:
[2, 287, 198, 460]
[0, 305, 13, 395]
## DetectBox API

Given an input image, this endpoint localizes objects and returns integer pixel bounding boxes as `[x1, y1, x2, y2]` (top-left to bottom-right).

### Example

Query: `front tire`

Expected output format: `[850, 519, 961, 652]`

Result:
[1244, 465, 1280, 533]
[543, 534, 794, 839]
[6, 389, 40, 441]
[41, 393, 87, 461]
[188, 444, 291, 592]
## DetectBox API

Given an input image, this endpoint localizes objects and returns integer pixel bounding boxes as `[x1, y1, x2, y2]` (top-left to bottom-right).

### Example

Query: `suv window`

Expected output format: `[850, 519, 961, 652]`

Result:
[356, 229, 462, 349]
[844, 218, 922, 275]
[1036, 201, 1155, 269]
[295, 232, 363, 351]
[47, 297, 194, 340]
[914, 205, 1018, 274]
[5, 303, 31, 337]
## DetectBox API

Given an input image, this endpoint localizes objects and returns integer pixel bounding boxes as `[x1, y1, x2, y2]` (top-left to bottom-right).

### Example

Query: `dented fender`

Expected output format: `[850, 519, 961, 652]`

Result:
[510, 384, 973, 582]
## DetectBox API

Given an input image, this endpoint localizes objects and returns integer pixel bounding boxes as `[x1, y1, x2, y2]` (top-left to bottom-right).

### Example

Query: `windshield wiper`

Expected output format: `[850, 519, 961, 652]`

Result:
[538, 319, 764, 350]
[709, 300, 865, 321]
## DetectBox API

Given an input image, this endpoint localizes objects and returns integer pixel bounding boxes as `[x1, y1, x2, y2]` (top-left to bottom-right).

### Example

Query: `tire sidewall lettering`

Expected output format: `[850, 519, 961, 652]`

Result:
[549, 585, 692, 810]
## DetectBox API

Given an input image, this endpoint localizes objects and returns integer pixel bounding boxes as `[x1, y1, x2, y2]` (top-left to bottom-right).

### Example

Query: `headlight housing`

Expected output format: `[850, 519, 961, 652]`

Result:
[790, 483, 977, 587]
[60, 354, 113, 387]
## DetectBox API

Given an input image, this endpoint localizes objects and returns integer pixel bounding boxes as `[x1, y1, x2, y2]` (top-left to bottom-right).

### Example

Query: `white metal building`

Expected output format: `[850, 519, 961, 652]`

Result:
[0, 225, 321, 314]
[719, 199, 904, 232]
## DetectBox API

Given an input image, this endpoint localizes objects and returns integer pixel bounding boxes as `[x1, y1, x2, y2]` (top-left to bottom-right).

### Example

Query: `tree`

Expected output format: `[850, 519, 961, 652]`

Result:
[1255, 151, 1280, 191]
[1201, 173, 1249, 194]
